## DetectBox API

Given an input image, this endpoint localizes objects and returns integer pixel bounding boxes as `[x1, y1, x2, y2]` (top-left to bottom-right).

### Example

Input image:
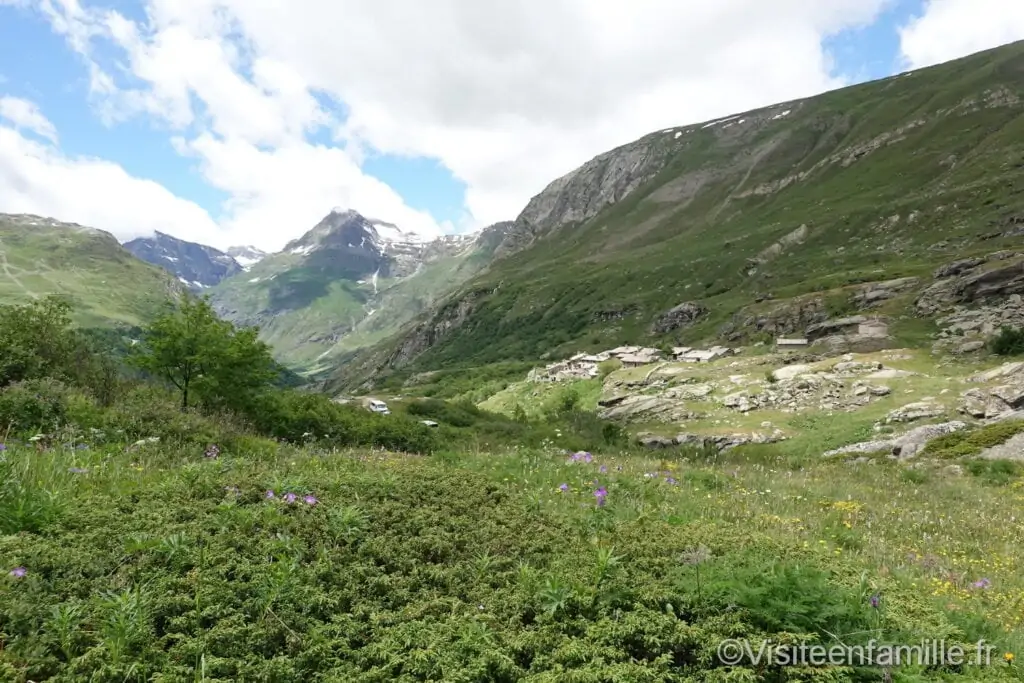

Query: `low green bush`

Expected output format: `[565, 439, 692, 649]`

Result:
[921, 420, 1024, 459]
[990, 326, 1024, 356]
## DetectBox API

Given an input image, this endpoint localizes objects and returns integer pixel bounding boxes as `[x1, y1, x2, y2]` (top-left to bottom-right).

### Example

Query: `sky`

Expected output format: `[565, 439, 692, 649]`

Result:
[0, 0, 1023, 253]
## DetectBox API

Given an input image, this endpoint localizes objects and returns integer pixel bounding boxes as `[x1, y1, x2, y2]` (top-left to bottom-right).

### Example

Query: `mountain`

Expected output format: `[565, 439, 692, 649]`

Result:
[209, 209, 499, 373]
[226, 245, 268, 270]
[124, 231, 242, 290]
[328, 40, 1024, 392]
[0, 213, 183, 327]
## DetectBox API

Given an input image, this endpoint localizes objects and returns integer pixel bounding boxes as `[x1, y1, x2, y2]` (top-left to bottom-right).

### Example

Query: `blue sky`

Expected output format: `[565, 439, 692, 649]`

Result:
[0, 0, 1017, 250]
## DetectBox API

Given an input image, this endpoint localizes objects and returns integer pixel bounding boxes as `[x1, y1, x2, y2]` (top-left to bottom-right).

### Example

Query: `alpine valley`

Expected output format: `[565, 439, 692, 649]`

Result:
[4, 41, 1024, 391]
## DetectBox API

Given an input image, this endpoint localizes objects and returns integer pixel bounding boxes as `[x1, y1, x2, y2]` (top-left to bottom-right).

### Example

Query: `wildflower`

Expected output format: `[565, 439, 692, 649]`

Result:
[225, 486, 240, 497]
[594, 487, 608, 507]
[204, 444, 220, 459]
[304, 494, 319, 506]
[869, 594, 880, 609]
[665, 476, 678, 485]
[284, 493, 297, 504]
[599, 465, 608, 474]
[76, 443, 89, 450]
[68, 467, 88, 474]
[0, 443, 5, 451]
[265, 489, 275, 499]
[972, 578, 992, 589]
[8, 567, 26, 578]
[558, 483, 569, 492]
[1005, 652, 1015, 664]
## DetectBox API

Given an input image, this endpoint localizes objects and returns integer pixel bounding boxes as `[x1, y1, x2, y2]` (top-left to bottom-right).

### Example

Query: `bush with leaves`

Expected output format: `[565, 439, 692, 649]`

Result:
[990, 326, 1024, 356]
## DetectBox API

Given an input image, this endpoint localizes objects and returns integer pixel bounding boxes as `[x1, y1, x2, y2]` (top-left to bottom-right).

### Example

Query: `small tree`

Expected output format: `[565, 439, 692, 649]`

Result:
[131, 295, 276, 411]
[0, 295, 82, 388]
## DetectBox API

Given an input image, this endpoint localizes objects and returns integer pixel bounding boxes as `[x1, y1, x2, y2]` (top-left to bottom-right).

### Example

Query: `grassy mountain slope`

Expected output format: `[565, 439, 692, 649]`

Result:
[331, 41, 1024, 392]
[0, 214, 182, 327]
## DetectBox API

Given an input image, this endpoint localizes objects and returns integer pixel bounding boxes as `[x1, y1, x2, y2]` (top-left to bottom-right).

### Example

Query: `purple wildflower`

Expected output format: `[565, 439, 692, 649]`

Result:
[204, 444, 220, 459]
[665, 476, 678, 485]
[599, 465, 608, 474]
[9, 567, 26, 578]
[594, 487, 608, 507]
[68, 467, 88, 474]
[303, 494, 319, 506]
[869, 594, 880, 609]
[558, 483, 569, 492]
[265, 489, 275, 499]
[0, 443, 6, 451]
[569, 451, 593, 463]
[283, 493, 297, 504]
[972, 578, 992, 589]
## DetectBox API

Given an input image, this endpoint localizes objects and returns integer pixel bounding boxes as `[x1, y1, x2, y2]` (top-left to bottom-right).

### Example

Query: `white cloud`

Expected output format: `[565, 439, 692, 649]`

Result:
[17, 0, 1018, 252]
[0, 113, 224, 244]
[899, 0, 1024, 70]
[0, 96, 58, 143]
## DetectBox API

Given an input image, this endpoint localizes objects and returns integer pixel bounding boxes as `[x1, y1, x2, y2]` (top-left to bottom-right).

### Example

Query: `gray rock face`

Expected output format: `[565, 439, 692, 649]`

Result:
[917, 256, 1024, 315]
[496, 136, 677, 256]
[853, 277, 919, 307]
[651, 301, 708, 333]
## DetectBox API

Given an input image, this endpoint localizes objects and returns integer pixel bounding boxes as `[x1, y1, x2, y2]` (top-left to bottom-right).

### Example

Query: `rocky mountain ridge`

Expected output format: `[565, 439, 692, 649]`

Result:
[326, 40, 1024, 393]
[124, 231, 242, 290]
[208, 208, 502, 371]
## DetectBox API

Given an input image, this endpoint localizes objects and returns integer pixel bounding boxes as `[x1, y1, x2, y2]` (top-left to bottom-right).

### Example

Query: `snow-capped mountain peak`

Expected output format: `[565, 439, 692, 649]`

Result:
[226, 245, 268, 270]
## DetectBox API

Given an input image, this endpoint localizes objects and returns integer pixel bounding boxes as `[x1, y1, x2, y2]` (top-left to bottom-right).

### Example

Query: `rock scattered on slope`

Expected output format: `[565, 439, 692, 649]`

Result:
[638, 430, 787, 451]
[823, 421, 968, 459]
[886, 401, 946, 423]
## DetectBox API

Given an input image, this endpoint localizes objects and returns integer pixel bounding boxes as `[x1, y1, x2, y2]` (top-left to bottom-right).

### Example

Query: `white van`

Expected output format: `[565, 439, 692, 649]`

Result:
[367, 399, 390, 415]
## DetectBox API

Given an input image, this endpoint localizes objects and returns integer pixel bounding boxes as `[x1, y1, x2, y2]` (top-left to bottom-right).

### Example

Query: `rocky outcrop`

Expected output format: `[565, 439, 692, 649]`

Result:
[852, 277, 919, 307]
[495, 136, 677, 256]
[598, 395, 697, 422]
[639, 430, 787, 451]
[916, 255, 1024, 315]
[651, 301, 708, 333]
[719, 298, 829, 342]
[960, 365, 1024, 418]
[885, 401, 945, 423]
[823, 421, 968, 459]
[934, 294, 1024, 353]
[385, 288, 493, 367]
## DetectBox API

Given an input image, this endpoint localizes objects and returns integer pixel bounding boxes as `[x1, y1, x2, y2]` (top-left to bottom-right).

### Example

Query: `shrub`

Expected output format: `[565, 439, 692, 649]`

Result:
[921, 420, 1024, 459]
[597, 358, 622, 378]
[990, 326, 1024, 356]
[0, 378, 71, 433]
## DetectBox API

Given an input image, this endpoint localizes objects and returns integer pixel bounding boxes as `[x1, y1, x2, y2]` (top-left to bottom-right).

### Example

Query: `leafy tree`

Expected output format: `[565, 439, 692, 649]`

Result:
[131, 295, 276, 411]
[0, 295, 85, 388]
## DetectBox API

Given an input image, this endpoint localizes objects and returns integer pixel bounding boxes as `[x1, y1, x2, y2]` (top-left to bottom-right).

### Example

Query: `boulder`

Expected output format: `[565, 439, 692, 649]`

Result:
[823, 421, 967, 459]
[891, 421, 968, 458]
[772, 363, 813, 381]
[886, 401, 945, 423]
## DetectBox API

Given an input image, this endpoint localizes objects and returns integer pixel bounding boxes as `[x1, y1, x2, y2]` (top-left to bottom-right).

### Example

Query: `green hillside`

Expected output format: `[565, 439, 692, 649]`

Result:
[0, 214, 181, 328]
[331, 41, 1024, 391]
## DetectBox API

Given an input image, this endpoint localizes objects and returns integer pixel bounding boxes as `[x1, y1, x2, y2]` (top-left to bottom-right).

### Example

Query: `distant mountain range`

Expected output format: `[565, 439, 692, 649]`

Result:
[5, 42, 1024, 394]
